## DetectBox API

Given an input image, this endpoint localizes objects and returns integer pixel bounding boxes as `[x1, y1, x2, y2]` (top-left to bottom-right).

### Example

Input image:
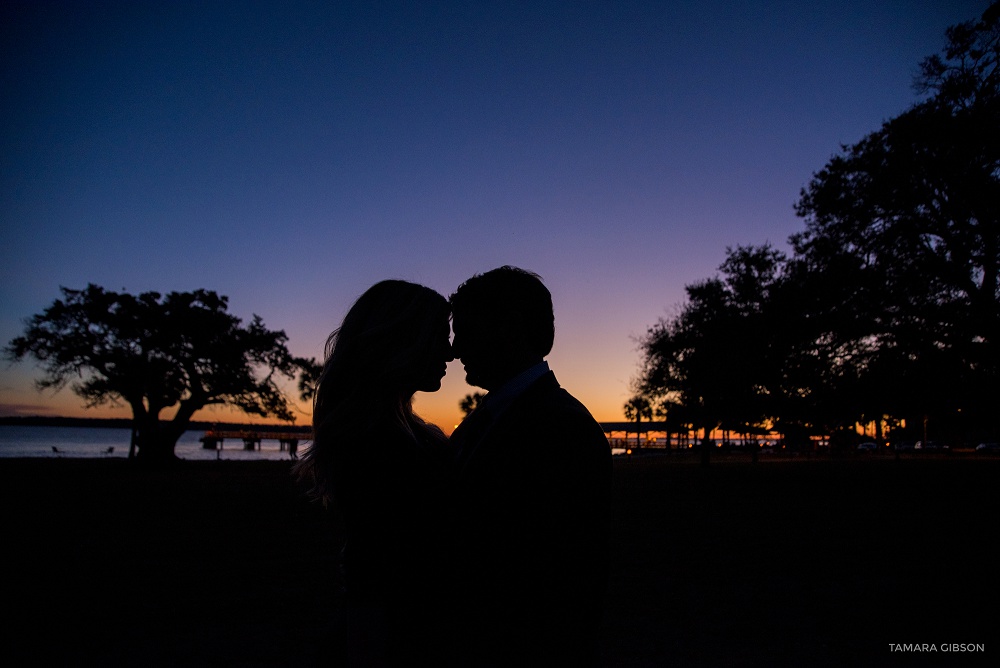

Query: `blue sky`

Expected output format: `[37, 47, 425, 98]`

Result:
[1, 0, 988, 429]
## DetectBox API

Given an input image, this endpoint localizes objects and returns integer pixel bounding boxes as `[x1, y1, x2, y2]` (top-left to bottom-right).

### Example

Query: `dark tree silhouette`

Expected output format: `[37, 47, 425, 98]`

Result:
[459, 392, 485, 416]
[636, 245, 787, 464]
[295, 356, 323, 403]
[637, 279, 725, 466]
[633, 4, 1000, 452]
[623, 395, 652, 422]
[793, 2, 1000, 439]
[623, 395, 653, 449]
[5, 284, 303, 463]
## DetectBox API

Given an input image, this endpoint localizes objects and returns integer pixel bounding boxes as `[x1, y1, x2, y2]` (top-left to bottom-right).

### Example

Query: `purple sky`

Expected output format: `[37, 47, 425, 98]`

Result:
[1, 0, 988, 430]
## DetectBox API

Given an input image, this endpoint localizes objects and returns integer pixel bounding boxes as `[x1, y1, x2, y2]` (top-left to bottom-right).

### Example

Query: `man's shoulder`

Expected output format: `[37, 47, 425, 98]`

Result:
[503, 374, 605, 438]
[507, 371, 570, 409]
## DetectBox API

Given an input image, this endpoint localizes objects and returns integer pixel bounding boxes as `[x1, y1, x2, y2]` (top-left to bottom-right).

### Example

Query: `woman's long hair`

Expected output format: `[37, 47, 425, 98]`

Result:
[295, 280, 450, 503]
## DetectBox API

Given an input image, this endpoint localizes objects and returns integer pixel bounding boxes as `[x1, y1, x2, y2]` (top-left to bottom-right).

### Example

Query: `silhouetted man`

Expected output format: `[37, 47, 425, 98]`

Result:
[448, 266, 612, 666]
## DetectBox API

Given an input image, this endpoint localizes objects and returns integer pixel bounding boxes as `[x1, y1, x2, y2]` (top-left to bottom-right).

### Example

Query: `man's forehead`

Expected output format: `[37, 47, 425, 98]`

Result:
[452, 309, 501, 329]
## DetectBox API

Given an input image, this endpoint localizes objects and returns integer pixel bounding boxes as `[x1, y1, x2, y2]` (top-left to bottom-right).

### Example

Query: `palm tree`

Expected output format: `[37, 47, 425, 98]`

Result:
[459, 392, 485, 416]
[623, 395, 653, 449]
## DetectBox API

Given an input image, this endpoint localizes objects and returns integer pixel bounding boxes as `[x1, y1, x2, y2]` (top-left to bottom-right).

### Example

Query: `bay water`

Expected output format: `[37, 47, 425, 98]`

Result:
[0, 425, 306, 461]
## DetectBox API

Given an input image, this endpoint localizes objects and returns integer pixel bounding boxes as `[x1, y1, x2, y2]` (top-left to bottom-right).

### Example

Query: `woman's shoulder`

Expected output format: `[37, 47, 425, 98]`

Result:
[421, 420, 447, 441]
[412, 429, 453, 472]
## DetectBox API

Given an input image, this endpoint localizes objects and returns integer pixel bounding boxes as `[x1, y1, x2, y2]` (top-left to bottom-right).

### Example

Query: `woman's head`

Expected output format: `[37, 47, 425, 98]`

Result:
[298, 280, 451, 503]
[324, 280, 452, 399]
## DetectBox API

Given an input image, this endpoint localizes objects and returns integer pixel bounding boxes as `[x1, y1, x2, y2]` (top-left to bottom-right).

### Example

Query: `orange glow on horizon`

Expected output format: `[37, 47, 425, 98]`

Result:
[1, 358, 632, 437]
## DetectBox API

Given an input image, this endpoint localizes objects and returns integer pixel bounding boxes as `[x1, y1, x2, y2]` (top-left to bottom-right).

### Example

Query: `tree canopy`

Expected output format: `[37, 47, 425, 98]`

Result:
[6, 284, 304, 463]
[792, 2, 999, 435]
[634, 3, 1000, 449]
[459, 392, 485, 416]
[636, 245, 790, 460]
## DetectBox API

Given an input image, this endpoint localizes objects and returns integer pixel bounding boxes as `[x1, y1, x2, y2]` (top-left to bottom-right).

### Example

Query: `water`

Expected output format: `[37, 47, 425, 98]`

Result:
[0, 425, 307, 461]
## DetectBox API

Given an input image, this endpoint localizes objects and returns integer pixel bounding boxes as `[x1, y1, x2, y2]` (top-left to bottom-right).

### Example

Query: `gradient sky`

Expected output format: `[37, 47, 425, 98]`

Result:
[1, 0, 989, 432]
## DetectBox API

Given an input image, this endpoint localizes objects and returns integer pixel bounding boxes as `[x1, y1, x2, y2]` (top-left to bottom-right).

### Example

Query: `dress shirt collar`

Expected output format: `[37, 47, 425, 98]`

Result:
[479, 360, 550, 421]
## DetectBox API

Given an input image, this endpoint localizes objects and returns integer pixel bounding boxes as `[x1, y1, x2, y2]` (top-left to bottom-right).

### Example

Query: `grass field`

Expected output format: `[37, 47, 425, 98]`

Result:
[2, 456, 997, 666]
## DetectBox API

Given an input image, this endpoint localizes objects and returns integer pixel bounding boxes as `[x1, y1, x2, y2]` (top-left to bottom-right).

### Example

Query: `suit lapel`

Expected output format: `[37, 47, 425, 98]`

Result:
[452, 372, 560, 474]
[452, 403, 494, 471]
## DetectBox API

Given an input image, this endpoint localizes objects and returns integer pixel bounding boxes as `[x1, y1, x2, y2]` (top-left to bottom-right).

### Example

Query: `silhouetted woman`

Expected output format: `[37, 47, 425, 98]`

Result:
[295, 280, 453, 665]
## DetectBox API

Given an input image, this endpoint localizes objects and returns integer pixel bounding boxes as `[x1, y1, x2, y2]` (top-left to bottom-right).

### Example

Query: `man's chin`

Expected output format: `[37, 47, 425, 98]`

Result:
[464, 372, 486, 390]
[413, 377, 443, 394]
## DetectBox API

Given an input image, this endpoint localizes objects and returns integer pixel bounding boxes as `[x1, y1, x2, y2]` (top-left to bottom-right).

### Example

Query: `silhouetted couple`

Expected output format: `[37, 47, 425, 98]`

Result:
[297, 266, 612, 666]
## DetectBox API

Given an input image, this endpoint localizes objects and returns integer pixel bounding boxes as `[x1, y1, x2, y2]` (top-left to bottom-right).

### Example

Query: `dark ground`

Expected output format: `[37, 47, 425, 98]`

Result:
[2, 455, 997, 667]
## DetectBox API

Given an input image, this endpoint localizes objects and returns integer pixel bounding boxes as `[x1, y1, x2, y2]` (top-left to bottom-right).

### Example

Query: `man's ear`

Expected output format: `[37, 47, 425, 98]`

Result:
[503, 309, 534, 352]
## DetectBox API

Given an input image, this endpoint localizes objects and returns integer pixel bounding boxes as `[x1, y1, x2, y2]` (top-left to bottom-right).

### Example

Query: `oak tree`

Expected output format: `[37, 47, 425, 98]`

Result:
[7, 284, 303, 463]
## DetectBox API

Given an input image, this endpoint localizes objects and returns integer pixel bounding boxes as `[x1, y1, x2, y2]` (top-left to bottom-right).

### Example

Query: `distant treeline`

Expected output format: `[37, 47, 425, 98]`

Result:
[0, 415, 312, 434]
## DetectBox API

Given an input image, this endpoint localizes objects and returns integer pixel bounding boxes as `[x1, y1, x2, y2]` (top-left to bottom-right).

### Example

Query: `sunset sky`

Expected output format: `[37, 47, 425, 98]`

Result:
[1, 0, 988, 432]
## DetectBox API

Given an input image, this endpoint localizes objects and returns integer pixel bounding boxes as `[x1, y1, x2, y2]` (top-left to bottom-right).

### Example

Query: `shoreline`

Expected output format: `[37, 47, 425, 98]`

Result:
[0, 414, 310, 431]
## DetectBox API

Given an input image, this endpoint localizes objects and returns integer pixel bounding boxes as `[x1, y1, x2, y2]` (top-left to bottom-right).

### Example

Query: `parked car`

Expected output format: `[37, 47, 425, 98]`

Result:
[893, 441, 916, 452]
[856, 441, 880, 452]
[975, 442, 1000, 453]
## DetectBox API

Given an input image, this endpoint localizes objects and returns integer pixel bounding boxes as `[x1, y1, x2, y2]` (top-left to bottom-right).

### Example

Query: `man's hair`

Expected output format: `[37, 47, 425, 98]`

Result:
[450, 266, 555, 359]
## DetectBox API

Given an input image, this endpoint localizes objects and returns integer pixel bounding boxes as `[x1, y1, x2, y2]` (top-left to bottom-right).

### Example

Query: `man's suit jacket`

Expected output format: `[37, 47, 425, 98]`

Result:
[450, 371, 612, 665]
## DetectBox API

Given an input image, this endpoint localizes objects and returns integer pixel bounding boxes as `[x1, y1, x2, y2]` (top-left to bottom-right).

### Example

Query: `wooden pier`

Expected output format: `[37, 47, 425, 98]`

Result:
[199, 429, 310, 453]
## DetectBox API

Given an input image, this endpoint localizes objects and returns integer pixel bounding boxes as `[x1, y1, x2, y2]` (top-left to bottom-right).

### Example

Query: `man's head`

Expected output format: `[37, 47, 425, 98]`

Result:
[450, 266, 554, 391]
